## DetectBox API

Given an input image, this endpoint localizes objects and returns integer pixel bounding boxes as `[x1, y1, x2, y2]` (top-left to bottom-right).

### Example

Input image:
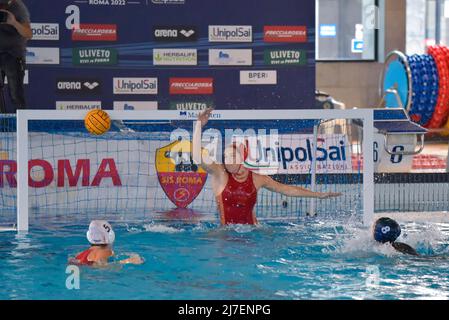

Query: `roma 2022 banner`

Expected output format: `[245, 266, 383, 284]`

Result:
[8, 0, 315, 111]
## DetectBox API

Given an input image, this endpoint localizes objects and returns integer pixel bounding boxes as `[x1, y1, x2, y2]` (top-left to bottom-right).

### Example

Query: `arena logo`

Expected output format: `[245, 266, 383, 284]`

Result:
[113, 78, 158, 95]
[153, 49, 197, 66]
[0, 159, 122, 188]
[153, 27, 197, 42]
[264, 49, 307, 66]
[31, 23, 59, 41]
[208, 25, 252, 42]
[72, 48, 118, 66]
[169, 78, 214, 95]
[56, 79, 101, 94]
[155, 140, 207, 208]
[264, 26, 307, 43]
[72, 24, 117, 41]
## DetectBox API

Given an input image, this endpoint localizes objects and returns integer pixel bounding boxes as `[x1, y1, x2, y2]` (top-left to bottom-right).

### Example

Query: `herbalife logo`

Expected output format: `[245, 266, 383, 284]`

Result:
[153, 49, 197, 66]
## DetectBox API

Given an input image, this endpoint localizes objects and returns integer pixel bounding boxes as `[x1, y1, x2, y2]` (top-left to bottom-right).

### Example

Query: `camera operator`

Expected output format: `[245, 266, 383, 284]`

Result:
[0, 0, 32, 113]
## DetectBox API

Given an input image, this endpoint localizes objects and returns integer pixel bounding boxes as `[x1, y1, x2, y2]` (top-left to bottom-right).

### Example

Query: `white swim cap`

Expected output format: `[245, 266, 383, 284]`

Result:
[86, 220, 115, 245]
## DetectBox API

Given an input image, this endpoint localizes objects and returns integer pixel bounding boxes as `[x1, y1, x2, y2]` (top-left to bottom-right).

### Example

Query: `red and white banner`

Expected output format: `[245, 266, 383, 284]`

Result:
[169, 78, 214, 95]
[72, 24, 117, 41]
[263, 26, 307, 43]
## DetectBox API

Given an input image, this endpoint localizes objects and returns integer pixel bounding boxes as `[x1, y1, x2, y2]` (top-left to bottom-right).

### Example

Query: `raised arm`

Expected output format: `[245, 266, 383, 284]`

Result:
[256, 175, 342, 199]
[192, 108, 225, 176]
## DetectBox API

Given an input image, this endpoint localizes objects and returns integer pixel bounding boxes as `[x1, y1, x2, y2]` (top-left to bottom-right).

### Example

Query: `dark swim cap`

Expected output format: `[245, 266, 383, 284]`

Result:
[373, 217, 401, 243]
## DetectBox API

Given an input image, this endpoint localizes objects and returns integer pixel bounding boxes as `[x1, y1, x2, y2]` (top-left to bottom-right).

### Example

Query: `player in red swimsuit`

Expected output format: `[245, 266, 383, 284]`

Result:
[70, 220, 144, 266]
[193, 109, 342, 226]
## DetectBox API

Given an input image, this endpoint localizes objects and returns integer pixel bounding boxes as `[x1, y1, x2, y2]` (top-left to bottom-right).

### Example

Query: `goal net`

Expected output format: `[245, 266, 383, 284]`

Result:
[0, 110, 374, 231]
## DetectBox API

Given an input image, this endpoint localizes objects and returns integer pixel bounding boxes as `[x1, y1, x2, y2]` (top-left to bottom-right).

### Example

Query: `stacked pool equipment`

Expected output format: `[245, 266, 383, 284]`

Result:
[382, 45, 449, 134]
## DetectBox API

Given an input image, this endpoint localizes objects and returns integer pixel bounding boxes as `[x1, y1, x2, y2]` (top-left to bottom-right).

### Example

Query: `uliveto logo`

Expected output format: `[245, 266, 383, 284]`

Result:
[72, 48, 118, 66]
[31, 23, 59, 40]
[264, 26, 307, 43]
[56, 78, 101, 94]
[72, 24, 117, 41]
[153, 26, 197, 42]
[169, 78, 214, 95]
[113, 78, 158, 95]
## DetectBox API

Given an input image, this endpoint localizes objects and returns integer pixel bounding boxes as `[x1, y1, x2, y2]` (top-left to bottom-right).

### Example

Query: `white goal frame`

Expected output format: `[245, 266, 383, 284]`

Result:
[15, 109, 375, 232]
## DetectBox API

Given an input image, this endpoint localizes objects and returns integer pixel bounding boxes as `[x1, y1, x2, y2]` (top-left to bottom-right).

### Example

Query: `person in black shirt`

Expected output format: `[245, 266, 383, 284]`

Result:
[0, 0, 32, 113]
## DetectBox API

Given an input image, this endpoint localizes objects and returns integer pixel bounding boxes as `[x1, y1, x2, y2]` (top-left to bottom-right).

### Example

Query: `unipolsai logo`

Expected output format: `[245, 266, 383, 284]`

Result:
[31, 23, 59, 40]
[245, 134, 352, 174]
[208, 25, 252, 42]
[113, 78, 158, 95]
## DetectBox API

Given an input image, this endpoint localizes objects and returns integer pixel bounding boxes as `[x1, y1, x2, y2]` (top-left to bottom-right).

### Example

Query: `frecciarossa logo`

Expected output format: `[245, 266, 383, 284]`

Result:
[169, 78, 214, 95]
[0, 159, 122, 188]
[72, 24, 117, 41]
[264, 26, 307, 43]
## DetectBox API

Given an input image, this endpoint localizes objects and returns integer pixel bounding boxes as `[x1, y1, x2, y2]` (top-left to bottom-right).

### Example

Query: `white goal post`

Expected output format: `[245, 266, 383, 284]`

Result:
[15, 109, 375, 232]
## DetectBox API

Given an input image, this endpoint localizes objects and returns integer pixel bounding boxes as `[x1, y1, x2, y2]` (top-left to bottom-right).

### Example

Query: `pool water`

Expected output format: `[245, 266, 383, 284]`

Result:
[1, 217, 449, 300]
